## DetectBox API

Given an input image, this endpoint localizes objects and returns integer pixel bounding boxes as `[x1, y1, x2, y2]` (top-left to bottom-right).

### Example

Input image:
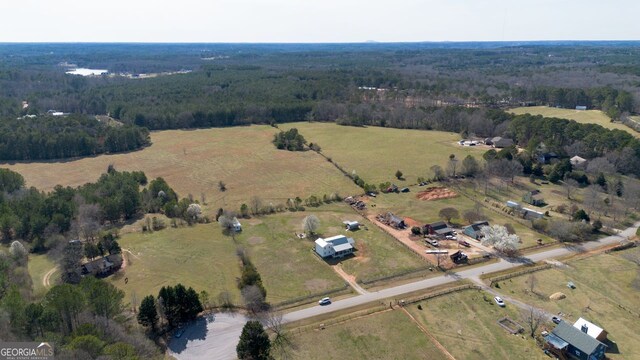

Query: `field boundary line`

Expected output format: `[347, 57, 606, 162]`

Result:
[400, 307, 456, 360]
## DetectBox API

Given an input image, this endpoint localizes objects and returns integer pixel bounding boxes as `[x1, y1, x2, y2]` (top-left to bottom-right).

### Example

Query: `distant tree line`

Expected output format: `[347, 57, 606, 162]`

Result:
[0, 115, 149, 161]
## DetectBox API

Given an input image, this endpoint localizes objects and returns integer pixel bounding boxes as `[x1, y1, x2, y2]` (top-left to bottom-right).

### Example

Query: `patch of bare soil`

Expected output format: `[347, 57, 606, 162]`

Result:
[416, 187, 458, 201]
[304, 278, 333, 292]
[248, 236, 265, 245]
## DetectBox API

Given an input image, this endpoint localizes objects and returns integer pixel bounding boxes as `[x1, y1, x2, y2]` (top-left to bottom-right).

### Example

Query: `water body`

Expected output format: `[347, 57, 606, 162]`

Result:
[65, 68, 108, 76]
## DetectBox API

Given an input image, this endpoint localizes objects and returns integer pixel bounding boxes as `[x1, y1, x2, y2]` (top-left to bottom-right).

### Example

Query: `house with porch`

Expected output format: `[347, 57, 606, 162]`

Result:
[544, 321, 607, 360]
[315, 235, 356, 259]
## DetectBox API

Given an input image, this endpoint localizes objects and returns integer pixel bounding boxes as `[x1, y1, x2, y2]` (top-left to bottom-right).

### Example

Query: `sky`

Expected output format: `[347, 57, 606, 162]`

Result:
[1, 0, 638, 42]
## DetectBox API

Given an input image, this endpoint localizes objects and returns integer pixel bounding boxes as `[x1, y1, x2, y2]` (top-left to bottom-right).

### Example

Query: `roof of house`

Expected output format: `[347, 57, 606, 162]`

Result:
[544, 333, 569, 350]
[343, 220, 359, 226]
[316, 235, 355, 252]
[573, 318, 605, 339]
[428, 221, 454, 234]
[570, 155, 587, 164]
[525, 191, 544, 199]
[466, 221, 489, 232]
[552, 321, 606, 355]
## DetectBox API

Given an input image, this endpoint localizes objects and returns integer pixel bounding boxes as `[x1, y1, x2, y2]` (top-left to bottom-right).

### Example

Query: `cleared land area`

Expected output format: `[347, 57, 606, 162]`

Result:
[495, 247, 640, 359]
[280, 122, 485, 185]
[285, 309, 447, 360]
[510, 106, 640, 138]
[27, 253, 57, 298]
[108, 223, 243, 306]
[407, 288, 547, 360]
[238, 202, 427, 303]
[367, 187, 553, 248]
[1, 126, 361, 213]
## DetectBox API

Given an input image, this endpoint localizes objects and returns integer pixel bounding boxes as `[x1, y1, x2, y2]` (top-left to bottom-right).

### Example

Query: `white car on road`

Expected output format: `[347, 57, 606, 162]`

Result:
[494, 296, 506, 307]
[318, 297, 331, 305]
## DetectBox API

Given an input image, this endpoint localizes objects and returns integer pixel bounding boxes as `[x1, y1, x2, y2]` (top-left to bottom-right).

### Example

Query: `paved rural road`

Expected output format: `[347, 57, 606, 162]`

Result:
[169, 222, 639, 360]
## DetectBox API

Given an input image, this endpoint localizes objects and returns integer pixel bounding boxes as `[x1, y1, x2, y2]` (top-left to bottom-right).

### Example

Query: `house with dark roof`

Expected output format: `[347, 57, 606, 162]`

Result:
[538, 152, 560, 164]
[463, 221, 489, 239]
[491, 137, 514, 148]
[315, 235, 356, 259]
[81, 254, 123, 277]
[544, 321, 607, 360]
[523, 190, 545, 207]
[424, 221, 454, 237]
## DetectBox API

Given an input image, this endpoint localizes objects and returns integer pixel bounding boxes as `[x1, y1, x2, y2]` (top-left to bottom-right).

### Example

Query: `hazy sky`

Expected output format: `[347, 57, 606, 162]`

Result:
[1, 0, 638, 42]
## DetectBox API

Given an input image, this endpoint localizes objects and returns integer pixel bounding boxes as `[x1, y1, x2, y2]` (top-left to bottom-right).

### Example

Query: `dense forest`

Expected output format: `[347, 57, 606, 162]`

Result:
[0, 115, 149, 160]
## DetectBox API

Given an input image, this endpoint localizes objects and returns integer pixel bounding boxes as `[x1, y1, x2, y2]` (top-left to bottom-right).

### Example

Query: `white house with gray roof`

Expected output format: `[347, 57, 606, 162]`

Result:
[315, 235, 355, 258]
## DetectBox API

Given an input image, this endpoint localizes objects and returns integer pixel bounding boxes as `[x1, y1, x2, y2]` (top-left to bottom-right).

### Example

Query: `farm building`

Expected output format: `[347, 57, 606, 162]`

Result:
[570, 156, 587, 169]
[81, 254, 123, 277]
[491, 137, 514, 148]
[315, 235, 356, 259]
[424, 221, 455, 237]
[544, 321, 607, 360]
[522, 207, 544, 220]
[538, 152, 560, 164]
[522, 190, 545, 206]
[573, 318, 608, 342]
[506, 200, 521, 209]
[378, 212, 406, 229]
[575, 105, 588, 110]
[463, 221, 489, 239]
[343, 220, 360, 231]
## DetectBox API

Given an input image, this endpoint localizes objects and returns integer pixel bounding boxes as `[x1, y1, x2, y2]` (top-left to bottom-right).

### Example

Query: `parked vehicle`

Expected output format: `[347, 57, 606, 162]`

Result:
[494, 296, 506, 307]
[445, 234, 457, 240]
[427, 239, 439, 247]
[458, 240, 471, 247]
[319, 297, 331, 305]
[552, 316, 562, 324]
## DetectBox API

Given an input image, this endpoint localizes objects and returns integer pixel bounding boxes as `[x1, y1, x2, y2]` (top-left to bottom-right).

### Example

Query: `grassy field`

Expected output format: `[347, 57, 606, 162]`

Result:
[280, 122, 485, 185]
[27, 253, 57, 298]
[108, 223, 243, 306]
[510, 106, 640, 138]
[284, 309, 447, 360]
[494, 248, 640, 359]
[407, 289, 547, 360]
[237, 202, 427, 301]
[1, 126, 361, 213]
[367, 185, 554, 248]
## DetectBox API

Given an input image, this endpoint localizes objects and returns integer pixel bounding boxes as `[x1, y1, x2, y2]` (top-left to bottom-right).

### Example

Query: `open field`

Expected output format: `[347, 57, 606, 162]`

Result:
[510, 106, 640, 138]
[407, 288, 547, 360]
[280, 122, 485, 185]
[238, 202, 427, 302]
[366, 185, 554, 248]
[108, 223, 243, 306]
[1, 126, 361, 213]
[27, 253, 57, 298]
[285, 309, 447, 360]
[494, 247, 640, 359]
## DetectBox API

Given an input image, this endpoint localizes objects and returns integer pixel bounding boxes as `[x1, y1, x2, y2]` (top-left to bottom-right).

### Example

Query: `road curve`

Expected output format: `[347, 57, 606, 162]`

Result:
[170, 222, 638, 360]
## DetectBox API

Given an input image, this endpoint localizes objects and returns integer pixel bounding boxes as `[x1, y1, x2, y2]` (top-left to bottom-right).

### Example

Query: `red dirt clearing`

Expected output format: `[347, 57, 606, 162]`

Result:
[416, 187, 458, 201]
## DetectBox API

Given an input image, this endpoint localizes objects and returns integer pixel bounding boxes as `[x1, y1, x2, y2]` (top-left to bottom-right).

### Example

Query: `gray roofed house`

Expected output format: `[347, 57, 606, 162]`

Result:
[545, 321, 607, 360]
[463, 221, 489, 239]
[315, 235, 356, 259]
[491, 137, 514, 148]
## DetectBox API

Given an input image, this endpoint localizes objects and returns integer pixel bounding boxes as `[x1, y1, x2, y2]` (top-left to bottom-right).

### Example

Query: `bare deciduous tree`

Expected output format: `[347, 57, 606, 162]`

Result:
[563, 178, 579, 200]
[250, 196, 263, 215]
[522, 306, 545, 338]
[302, 215, 320, 236]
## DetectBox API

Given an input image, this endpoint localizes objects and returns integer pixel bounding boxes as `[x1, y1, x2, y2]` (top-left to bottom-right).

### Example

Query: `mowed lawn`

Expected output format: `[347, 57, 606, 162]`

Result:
[238, 202, 426, 302]
[510, 106, 640, 138]
[280, 122, 485, 185]
[407, 289, 547, 360]
[27, 253, 57, 298]
[495, 248, 640, 359]
[368, 186, 553, 248]
[1, 125, 361, 213]
[285, 309, 447, 360]
[108, 223, 243, 306]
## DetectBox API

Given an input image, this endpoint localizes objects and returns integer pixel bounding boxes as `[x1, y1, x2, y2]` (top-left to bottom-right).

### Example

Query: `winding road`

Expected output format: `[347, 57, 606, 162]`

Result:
[169, 223, 638, 360]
